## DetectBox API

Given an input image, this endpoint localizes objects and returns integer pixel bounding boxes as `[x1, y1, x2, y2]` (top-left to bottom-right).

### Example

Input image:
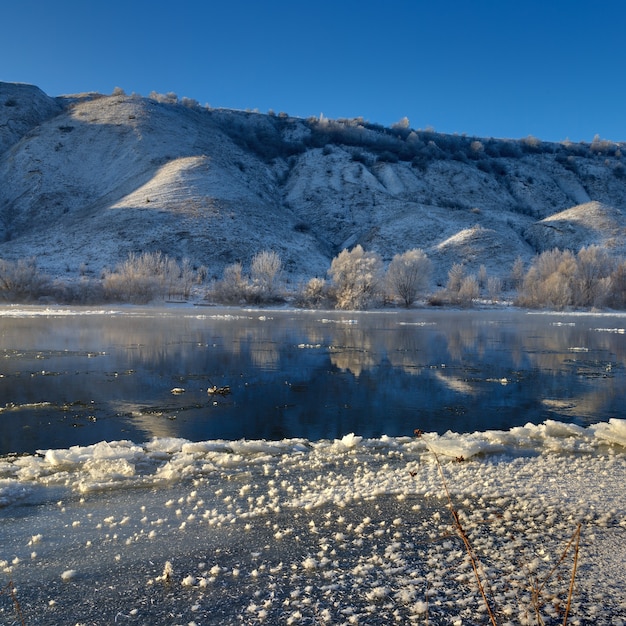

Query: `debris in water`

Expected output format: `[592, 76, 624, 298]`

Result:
[207, 385, 231, 396]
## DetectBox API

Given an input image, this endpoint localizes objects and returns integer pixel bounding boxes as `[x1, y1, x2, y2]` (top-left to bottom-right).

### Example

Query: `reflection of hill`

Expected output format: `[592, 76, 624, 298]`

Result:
[327, 326, 377, 377]
[329, 348, 377, 377]
[2, 308, 626, 455]
[108, 401, 185, 440]
[432, 370, 477, 395]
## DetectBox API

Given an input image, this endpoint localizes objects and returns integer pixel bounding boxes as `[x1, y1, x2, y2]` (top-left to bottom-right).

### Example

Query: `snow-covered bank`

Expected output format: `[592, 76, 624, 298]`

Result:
[2, 422, 626, 624]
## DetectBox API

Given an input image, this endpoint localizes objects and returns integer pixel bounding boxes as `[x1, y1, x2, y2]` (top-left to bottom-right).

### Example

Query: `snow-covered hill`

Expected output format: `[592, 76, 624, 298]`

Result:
[1, 82, 625, 289]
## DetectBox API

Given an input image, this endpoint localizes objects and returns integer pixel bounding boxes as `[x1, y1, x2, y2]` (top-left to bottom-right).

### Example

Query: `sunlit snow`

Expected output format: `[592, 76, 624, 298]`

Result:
[1, 422, 626, 624]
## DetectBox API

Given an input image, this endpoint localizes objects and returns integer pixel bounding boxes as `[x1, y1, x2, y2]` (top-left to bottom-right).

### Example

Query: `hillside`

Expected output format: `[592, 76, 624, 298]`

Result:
[1, 82, 625, 290]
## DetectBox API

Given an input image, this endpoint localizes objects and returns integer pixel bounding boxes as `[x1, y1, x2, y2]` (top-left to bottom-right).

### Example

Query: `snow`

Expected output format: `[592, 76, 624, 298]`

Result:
[2, 82, 626, 289]
[1, 422, 626, 623]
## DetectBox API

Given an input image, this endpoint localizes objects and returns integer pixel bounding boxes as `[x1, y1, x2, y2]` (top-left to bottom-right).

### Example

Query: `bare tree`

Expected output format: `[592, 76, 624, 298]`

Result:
[385, 248, 431, 307]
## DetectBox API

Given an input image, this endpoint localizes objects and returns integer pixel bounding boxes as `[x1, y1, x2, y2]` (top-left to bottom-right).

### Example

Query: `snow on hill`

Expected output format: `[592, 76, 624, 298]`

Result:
[1, 82, 625, 289]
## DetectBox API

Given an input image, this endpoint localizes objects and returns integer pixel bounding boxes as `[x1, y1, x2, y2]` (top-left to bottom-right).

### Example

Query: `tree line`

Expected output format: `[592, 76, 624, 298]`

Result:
[0, 244, 625, 310]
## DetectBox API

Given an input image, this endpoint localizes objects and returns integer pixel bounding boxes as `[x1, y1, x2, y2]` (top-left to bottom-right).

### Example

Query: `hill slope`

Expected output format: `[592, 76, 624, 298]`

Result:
[1, 82, 625, 289]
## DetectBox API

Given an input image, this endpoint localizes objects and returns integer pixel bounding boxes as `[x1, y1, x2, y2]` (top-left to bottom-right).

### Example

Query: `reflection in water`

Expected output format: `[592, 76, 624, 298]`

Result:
[1, 307, 626, 454]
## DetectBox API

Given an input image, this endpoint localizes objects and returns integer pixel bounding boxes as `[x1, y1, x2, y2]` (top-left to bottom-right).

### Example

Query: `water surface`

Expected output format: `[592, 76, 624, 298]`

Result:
[1, 306, 625, 454]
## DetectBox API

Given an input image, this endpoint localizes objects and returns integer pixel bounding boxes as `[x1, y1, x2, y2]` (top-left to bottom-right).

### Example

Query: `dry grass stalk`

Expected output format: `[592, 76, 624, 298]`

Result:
[432, 450, 499, 626]
[563, 524, 581, 625]
[525, 522, 582, 625]
[423, 441, 582, 626]
[1, 580, 26, 626]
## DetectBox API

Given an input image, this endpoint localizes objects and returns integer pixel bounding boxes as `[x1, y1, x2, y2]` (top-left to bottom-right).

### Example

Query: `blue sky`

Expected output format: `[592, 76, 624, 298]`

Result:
[2, 0, 624, 143]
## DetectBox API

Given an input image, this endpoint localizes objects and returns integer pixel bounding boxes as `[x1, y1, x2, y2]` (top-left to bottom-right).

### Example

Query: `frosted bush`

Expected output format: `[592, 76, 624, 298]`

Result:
[212, 251, 283, 304]
[296, 277, 328, 308]
[328, 245, 383, 310]
[458, 275, 479, 306]
[385, 248, 431, 306]
[250, 250, 282, 300]
[0, 257, 50, 302]
[103, 251, 195, 303]
[517, 246, 613, 309]
[212, 262, 246, 304]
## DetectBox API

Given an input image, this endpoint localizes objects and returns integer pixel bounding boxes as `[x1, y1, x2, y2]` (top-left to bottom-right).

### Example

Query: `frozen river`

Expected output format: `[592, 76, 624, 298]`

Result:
[1, 305, 626, 624]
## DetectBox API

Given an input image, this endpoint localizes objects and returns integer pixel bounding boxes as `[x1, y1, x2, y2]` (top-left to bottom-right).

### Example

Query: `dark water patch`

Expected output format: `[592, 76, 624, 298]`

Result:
[2, 307, 626, 454]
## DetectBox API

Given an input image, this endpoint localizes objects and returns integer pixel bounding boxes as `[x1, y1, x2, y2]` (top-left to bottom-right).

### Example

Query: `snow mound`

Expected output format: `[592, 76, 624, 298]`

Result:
[525, 201, 626, 252]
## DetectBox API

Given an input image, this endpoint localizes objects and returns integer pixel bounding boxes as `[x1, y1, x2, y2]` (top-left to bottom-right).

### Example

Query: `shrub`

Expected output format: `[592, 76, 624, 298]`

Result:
[572, 245, 613, 307]
[211, 251, 284, 305]
[295, 277, 329, 308]
[212, 262, 247, 304]
[458, 275, 479, 306]
[607, 261, 626, 309]
[51, 278, 106, 304]
[487, 276, 503, 301]
[328, 245, 383, 310]
[446, 263, 466, 296]
[250, 250, 282, 300]
[0, 257, 50, 302]
[509, 256, 525, 290]
[102, 251, 194, 303]
[517, 246, 614, 309]
[385, 249, 431, 307]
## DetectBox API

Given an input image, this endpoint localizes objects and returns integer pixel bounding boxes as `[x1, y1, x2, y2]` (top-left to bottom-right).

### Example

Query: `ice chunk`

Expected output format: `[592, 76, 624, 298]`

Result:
[592, 418, 626, 448]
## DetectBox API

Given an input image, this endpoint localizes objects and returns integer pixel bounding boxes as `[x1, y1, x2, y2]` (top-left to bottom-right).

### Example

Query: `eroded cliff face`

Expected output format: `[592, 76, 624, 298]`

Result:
[1, 82, 625, 287]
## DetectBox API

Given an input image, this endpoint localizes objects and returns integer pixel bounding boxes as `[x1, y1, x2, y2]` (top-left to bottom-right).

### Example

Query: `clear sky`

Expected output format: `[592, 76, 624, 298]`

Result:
[2, 0, 624, 143]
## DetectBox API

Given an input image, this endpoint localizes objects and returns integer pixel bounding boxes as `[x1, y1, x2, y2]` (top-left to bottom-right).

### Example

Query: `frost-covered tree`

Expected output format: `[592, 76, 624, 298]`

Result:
[516, 246, 616, 309]
[517, 249, 576, 309]
[608, 261, 626, 309]
[251, 250, 282, 300]
[458, 275, 479, 306]
[446, 263, 466, 298]
[444, 263, 479, 306]
[212, 251, 283, 305]
[328, 245, 383, 310]
[477, 264, 488, 290]
[391, 116, 410, 130]
[213, 262, 247, 304]
[573, 245, 613, 307]
[385, 248, 431, 307]
[510, 256, 525, 290]
[487, 276, 502, 301]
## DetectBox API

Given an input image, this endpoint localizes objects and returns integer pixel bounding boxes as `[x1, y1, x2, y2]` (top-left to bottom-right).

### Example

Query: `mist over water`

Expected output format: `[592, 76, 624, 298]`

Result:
[1, 306, 625, 455]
